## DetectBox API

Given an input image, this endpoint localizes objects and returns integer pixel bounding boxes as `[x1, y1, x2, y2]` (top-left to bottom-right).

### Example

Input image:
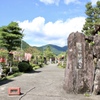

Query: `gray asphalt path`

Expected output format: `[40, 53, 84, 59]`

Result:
[0, 64, 100, 100]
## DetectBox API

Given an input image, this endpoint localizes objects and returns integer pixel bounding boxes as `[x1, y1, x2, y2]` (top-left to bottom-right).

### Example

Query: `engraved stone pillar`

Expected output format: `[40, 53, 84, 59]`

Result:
[63, 32, 94, 94]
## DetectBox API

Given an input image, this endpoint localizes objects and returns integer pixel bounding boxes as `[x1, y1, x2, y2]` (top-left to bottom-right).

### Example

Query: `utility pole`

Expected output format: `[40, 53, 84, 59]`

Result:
[21, 29, 24, 51]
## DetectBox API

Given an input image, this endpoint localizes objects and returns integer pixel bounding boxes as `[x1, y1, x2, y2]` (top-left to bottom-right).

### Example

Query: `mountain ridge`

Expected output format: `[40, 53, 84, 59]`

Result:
[22, 41, 67, 55]
[34, 44, 67, 55]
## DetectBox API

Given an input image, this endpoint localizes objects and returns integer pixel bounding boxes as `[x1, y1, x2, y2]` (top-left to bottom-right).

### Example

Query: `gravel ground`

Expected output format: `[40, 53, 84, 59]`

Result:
[0, 64, 100, 100]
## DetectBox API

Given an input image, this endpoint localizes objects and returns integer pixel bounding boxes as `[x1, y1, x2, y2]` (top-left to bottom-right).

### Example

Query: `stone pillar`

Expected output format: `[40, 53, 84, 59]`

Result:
[93, 34, 100, 94]
[63, 32, 94, 94]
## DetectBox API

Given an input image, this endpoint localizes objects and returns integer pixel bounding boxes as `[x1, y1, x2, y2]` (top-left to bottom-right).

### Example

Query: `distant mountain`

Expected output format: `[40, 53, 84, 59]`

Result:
[36, 44, 67, 55]
[62, 46, 67, 51]
[22, 41, 67, 55]
[22, 41, 40, 54]
[22, 40, 30, 50]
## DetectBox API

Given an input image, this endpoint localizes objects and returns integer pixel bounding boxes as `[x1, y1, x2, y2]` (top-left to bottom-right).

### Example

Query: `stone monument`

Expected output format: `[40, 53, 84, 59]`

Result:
[63, 32, 95, 94]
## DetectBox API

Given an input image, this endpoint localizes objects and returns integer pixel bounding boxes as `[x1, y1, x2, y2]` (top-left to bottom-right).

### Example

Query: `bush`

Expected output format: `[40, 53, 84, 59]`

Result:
[3, 67, 10, 75]
[2, 66, 19, 75]
[33, 65, 40, 70]
[18, 62, 29, 72]
[38, 62, 43, 68]
[22, 60, 33, 71]
[30, 64, 37, 68]
[27, 65, 33, 71]
[12, 66, 19, 72]
[13, 60, 19, 66]
[18, 61, 33, 72]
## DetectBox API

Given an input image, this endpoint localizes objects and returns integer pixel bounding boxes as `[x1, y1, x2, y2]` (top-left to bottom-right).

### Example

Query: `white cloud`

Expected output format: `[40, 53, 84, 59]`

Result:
[91, 0, 99, 5]
[39, 0, 81, 5]
[18, 17, 45, 32]
[64, 0, 80, 5]
[39, 0, 60, 5]
[18, 16, 85, 47]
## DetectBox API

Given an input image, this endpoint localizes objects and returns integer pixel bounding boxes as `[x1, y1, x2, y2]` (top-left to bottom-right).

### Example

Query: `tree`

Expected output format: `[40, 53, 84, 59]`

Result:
[82, 1, 100, 36]
[82, 2, 94, 36]
[94, 1, 100, 26]
[0, 22, 23, 52]
[43, 46, 55, 59]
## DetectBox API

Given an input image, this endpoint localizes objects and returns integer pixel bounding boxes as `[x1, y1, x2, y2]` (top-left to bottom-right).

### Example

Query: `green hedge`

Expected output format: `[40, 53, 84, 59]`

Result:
[18, 62, 29, 72]
[18, 61, 33, 72]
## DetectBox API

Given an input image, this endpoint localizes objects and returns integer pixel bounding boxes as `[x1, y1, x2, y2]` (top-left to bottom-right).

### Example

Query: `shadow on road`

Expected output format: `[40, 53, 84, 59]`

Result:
[0, 79, 14, 86]
[26, 70, 42, 74]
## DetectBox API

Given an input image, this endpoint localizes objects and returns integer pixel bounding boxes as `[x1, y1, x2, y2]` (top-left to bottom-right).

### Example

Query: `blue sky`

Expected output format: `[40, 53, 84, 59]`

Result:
[0, 0, 99, 47]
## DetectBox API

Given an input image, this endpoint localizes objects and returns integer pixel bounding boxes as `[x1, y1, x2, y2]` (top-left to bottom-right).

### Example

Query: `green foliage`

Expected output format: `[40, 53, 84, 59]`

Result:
[57, 51, 67, 68]
[43, 45, 55, 60]
[90, 41, 95, 46]
[12, 66, 19, 72]
[57, 52, 66, 58]
[82, 1, 100, 36]
[0, 49, 8, 58]
[27, 64, 33, 71]
[3, 67, 10, 75]
[33, 65, 40, 70]
[30, 63, 37, 68]
[84, 92, 91, 97]
[38, 44, 67, 55]
[25, 46, 40, 55]
[0, 22, 23, 52]
[82, 2, 94, 36]
[98, 31, 100, 35]
[38, 62, 43, 68]
[18, 62, 30, 72]
[2, 66, 19, 75]
[18, 61, 33, 72]
[7, 72, 22, 79]
[21, 40, 30, 50]
[30, 63, 39, 69]
[57, 62, 66, 68]
[13, 60, 19, 66]
[31, 55, 44, 68]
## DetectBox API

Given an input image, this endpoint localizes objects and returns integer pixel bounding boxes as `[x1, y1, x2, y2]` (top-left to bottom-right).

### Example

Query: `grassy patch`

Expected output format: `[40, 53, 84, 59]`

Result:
[7, 72, 23, 79]
[33, 66, 40, 70]
[58, 65, 64, 68]
[0, 72, 23, 82]
[84, 92, 91, 97]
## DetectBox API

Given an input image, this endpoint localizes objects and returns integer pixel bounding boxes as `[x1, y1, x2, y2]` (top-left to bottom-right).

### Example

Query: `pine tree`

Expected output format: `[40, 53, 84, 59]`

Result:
[0, 22, 23, 52]
[94, 1, 100, 30]
[82, 2, 94, 36]
[82, 1, 100, 36]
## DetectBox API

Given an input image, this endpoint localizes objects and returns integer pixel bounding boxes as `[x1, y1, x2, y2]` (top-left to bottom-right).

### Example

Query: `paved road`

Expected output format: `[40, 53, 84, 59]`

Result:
[0, 64, 100, 100]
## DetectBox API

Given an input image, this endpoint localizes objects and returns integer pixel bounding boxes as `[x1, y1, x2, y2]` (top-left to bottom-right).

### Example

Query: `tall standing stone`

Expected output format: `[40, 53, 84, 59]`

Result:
[63, 32, 94, 94]
[93, 34, 100, 94]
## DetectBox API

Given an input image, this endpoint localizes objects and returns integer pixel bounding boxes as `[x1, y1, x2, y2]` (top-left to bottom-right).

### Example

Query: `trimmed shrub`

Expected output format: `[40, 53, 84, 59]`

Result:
[27, 65, 33, 71]
[22, 60, 33, 71]
[18, 62, 29, 72]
